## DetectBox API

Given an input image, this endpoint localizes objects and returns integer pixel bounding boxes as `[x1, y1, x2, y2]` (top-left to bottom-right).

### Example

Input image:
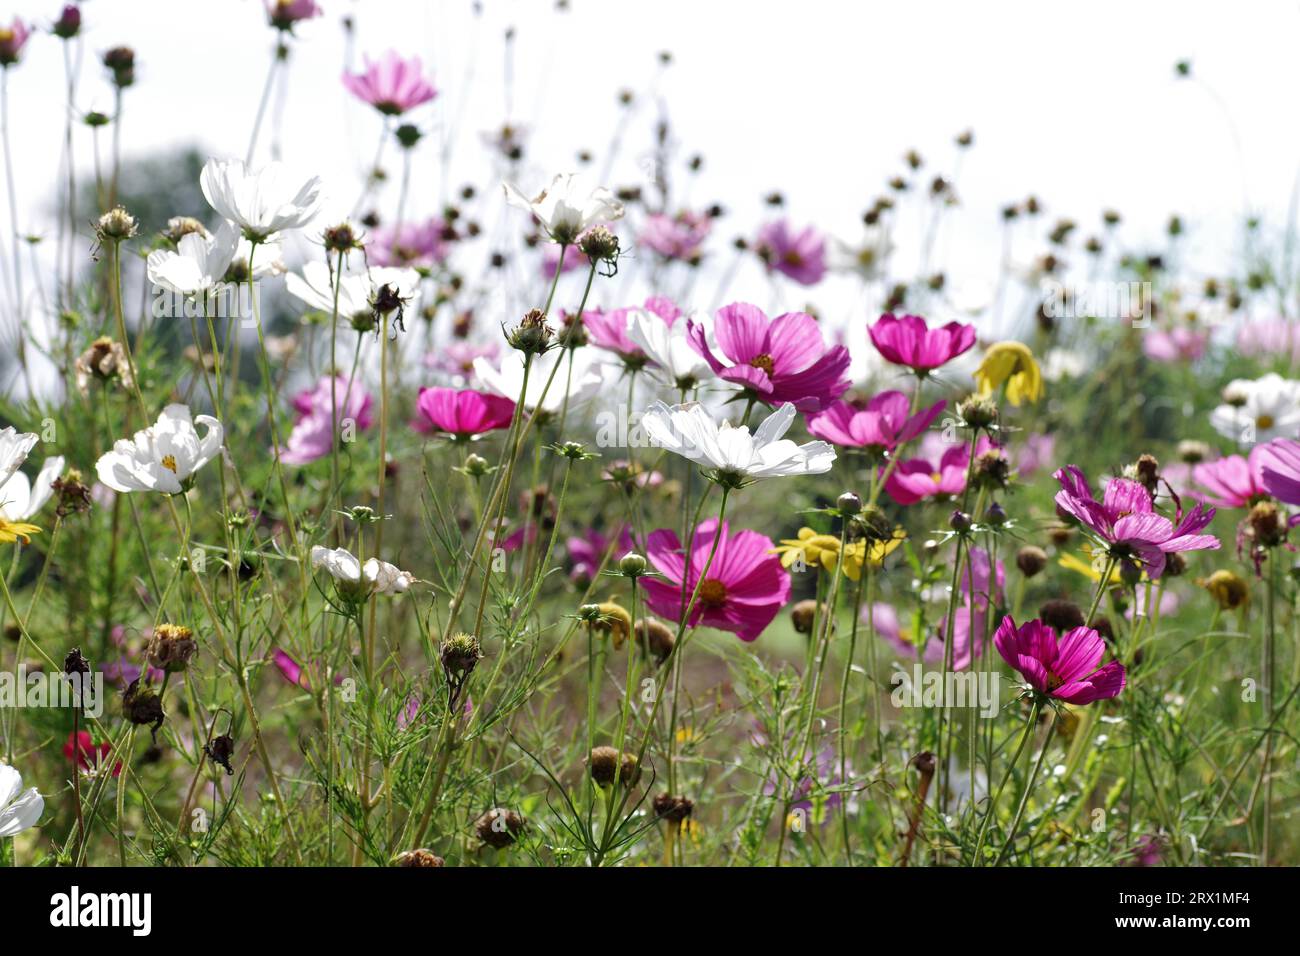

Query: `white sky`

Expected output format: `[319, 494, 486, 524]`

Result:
[3, 0, 1299, 379]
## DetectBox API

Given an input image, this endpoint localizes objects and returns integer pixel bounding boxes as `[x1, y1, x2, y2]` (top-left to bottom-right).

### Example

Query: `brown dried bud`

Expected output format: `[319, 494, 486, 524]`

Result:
[474, 807, 526, 848]
[587, 746, 641, 788]
[75, 337, 134, 395]
[122, 679, 165, 732]
[652, 793, 694, 823]
[1039, 599, 1085, 634]
[204, 733, 236, 775]
[145, 624, 197, 673]
[1248, 501, 1285, 549]
[64, 647, 90, 677]
[790, 599, 822, 635]
[634, 617, 675, 663]
[394, 848, 445, 867]
[1015, 546, 1048, 578]
[439, 632, 482, 677]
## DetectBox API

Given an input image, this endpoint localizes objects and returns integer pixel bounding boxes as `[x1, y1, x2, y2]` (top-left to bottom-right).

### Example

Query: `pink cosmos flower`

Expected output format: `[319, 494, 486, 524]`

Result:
[1237, 318, 1300, 365]
[994, 616, 1126, 704]
[267, 0, 321, 31]
[1016, 432, 1056, 478]
[1142, 325, 1209, 363]
[643, 518, 791, 643]
[868, 313, 977, 373]
[640, 210, 711, 262]
[282, 375, 374, 465]
[369, 219, 450, 268]
[566, 526, 635, 584]
[1054, 465, 1220, 578]
[425, 341, 498, 377]
[755, 220, 826, 285]
[1259, 437, 1300, 505]
[412, 387, 515, 440]
[686, 303, 851, 412]
[884, 441, 970, 505]
[0, 19, 30, 66]
[1191, 444, 1275, 508]
[807, 391, 945, 452]
[273, 648, 311, 689]
[583, 297, 681, 364]
[542, 240, 587, 278]
[342, 51, 437, 116]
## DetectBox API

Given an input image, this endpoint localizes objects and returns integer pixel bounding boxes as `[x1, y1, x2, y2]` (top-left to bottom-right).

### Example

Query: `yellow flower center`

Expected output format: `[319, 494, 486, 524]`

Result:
[161, 455, 178, 474]
[749, 354, 775, 376]
[698, 578, 728, 607]
[930, 471, 943, 483]
[1257, 414, 1275, 430]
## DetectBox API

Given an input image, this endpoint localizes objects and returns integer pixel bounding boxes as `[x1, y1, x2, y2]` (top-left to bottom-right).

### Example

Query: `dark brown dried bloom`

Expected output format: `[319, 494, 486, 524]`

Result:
[1039, 599, 1085, 633]
[394, 848, 445, 867]
[474, 807, 526, 848]
[1015, 546, 1048, 578]
[145, 624, 198, 673]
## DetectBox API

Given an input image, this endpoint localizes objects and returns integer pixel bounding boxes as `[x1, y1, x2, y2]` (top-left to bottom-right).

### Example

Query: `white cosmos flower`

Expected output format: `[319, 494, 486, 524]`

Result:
[0, 454, 64, 521]
[503, 172, 624, 244]
[147, 221, 239, 296]
[0, 760, 43, 837]
[200, 158, 323, 241]
[473, 347, 606, 415]
[0, 427, 38, 487]
[829, 229, 893, 281]
[95, 404, 224, 494]
[1209, 373, 1300, 444]
[641, 401, 835, 485]
[310, 546, 413, 598]
[285, 261, 421, 324]
[624, 308, 721, 392]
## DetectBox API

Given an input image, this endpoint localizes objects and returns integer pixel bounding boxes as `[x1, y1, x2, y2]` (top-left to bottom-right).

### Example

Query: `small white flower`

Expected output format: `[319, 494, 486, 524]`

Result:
[1041, 347, 1088, 382]
[503, 172, 623, 244]
[95, 404, 224, 494]
[0, 427, 38, 487]
[0, 760, 43, 838]
[0, 454, 64, 521]
[1209, 373, 1300, 444]
[311, 546, 412, 599]
[624, 309, 720, 392]
[285, 261, 421, 324]
[200, 158, 323, 242]
[472, 348, 606, 416]
[641, 400, 835, 485]
[147, 221, 239, 296]
[829, 229, 893, 281]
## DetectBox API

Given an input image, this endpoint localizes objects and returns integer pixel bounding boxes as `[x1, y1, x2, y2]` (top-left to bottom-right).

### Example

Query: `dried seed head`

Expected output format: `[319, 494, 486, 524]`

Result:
[634, 617, 675, 663]
[474, 807, 525, 848]
[122, 679, 165, 731]
[96, 206, 138, 242]
[587, 600, 633, 649]
[579, 225, 619, 263]
[394, 848, 445, 867]
[507, 308, 553, 354]
[1015, 545, 1048, 578]
[790, 599, 822, 635]
[1248, 500, 1285, 549]
[588, 746, 640, 788]
[439, 632, 483, 677]
[146, 623, 198, 673]
[1198, 569, 1249, 610]
[164, 217, 208, 244]
[1039, 599, 1085, 634]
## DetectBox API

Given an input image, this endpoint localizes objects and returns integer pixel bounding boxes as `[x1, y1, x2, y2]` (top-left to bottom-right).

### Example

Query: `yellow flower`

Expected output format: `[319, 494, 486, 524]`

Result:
[1058, 548, 1122, 584]
[772, 526, 906, 581]
[0, 518, 41, 544]
[974, 341, 1043, 406]
[1198, 570, 1249, 610]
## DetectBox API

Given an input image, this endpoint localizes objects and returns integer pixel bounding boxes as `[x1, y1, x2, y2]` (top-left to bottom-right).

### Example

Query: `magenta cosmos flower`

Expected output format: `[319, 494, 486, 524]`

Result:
[870, 603, 982, 669]
[643, 518, 791, 642]
[807, 391, 945, 453]
[686, 303, 851, 412]
[755, 220, 826, 285]
[994, 616, 1125, 704]
[1259, 437, 1300, 505]
[283, 375, 374, 465]
[0, 19, 30, 66]
[640, 210, 711, 262]
[369, 218, 450, 268]
[1054, 465, 1219, 578]
[267, 0, 321, 31]
[412, 387, 515, 440]
[884, 440, 971, 505]
[868, 313, 976, 374]
[342, 51, 437, 116]
[1191, 444, 1280, 508]
[584, 297, 681, 365]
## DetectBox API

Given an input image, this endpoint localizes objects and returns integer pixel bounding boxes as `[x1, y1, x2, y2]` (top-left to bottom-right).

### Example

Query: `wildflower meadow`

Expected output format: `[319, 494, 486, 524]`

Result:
[0, 1, 1295, 904]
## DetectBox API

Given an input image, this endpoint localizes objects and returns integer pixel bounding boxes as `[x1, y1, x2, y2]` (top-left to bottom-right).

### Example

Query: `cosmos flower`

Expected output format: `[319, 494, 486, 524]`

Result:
[1209, 374, 1300, 444]
[640, 210, 711, 262]
[772, 526, 905, 580]
[0, 19, 31, 67]
[63, 731, 120, 777]
[973, 341, 1043, 405]
[147, 221, 282, 296]
[686, 303, 851, 412]
[472, 347, 606, 416]
[282, 375, 374, 465]
[754, 219, 826, 285]
[1191, 444, 1277, 508]
[267, 0, 321, 31]
[1142, 325, 1210, 364]
[1258, 437, 1300, 505]
[0, 452, 63, 522]
[342, 50, 438, 115]
[1237, 318, 1300, 366]
[642, 518, 791, 642]
[368, 218, 450, 268]
[200, 158, 323, 242]
[807, 391, 945, 452]
[641, 401, 835, 486]
[95, 404, 224, 495]
[0, 761, 42, 837]
[883, 441, 970, 505]
[1053, 465, 1219, 578]
[503, 173, 624, 245]
[994, 616, 1126, 704]
[310, 546, 413, 600]
[0, 427, 38, 486]
[285, 262, 422, 323]
[625, 306, 719, 392]
[868, 313, 976, 374]
[412, 387, 515, 440]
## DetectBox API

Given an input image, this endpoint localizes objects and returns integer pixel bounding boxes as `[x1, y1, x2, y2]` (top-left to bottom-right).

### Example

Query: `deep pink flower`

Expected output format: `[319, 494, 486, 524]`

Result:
[994, 616, 1126, 704]
[369, 218, 450, 268]
[640, 210, 711, 262]
[267, 0, 321, 31]
[884, 442, 970, 505]
[64, 730, 120, 777]
[0, 19, 31, 66]
[868, 313, 976, 373]
[1192, 444, 1275, 508]
[870, 602, 980, 669]
[283, 375, 374, 465]
[412, 387, 515, 440]
[755, 220, 826, 285]
[1016, 432, 1056, 478]
[273, 648, 310, 689]
[962, 546, 1004, 610]
[566, 526, 635, 584]
[1054, 465, 1219, 578]
[807, 391, 945, 452]
[342, 51, 437, 115]
[686, 303, 851, 412]
[1142, 326, 1209, 363]
[1259, 437, 1300, 505]
[643, 518, 791, 642]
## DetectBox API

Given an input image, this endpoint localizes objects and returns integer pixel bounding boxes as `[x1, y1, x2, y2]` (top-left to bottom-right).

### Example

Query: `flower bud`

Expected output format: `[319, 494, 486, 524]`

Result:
[587, 746, 641, 788]
[1015, 545, 1048, 578]
[1039, 599, 1084, 633]
[323, 222, 362, 253]
[474, 807, 525, 848]
[1248, 501, 1285, 548]
[395, 123, 422, 150]
[618, 552, 648, 577]
[394, 848, 445, 867]
[836, 491, 862, 517]
[506, 308, 553, 355]
[1199, 569, 1249, 610]
[957, 395, 998, 429]
[949, 510, 972, 534]
[53, 5, 82, 40]
[579, 225, 620, 263]
[96, 206, 138, 242]
[463, 453, 490, 477]
[984, 502, 1008, 526]
[102, 46, 136, 88]
[634, 617, 675, 663]
[790, 598, 823, 635]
